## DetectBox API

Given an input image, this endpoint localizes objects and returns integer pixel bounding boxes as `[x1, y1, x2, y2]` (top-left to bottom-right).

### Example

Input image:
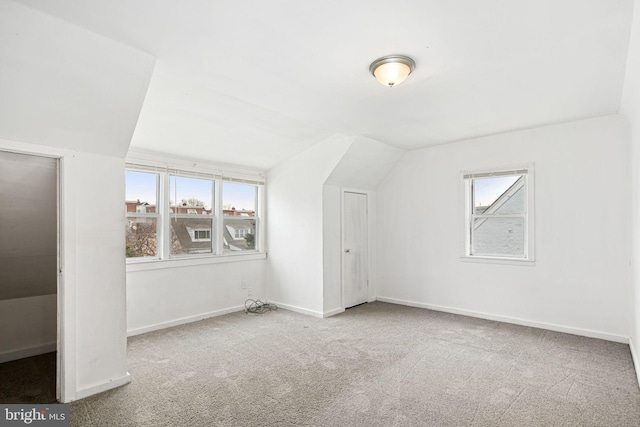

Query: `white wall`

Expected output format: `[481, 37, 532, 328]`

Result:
[267, 133, 403, 316]
[266, 134, 352, 315]
[0, 152, 57, 300]
[126, 260, 266, 335]
[0, 295, 56, 362]
[621, 0, 640, 379]
[322, 185, 343, 314]
[377, 115, 631, 341]
[73, 152, 130, 397]
[0, 1, 155, 401]
[0, 141, 134, 401]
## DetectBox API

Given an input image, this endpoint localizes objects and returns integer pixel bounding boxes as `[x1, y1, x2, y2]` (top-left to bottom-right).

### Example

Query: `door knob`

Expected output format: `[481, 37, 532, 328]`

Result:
[345, 249, 351, 253]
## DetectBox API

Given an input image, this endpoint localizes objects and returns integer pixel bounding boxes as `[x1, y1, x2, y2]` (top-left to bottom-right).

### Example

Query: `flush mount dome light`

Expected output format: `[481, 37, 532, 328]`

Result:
[369, 55, 416, 87]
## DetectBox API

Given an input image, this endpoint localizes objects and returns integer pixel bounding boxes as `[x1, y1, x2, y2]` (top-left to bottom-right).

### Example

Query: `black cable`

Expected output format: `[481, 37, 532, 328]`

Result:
[245, 299, 278, 314]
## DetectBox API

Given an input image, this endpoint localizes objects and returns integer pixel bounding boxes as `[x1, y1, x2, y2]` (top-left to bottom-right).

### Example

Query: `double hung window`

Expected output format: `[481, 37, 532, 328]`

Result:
[125, 171, 159, 258]
[222, 181, 257, 252]
[169, 175, 214, 256]
[463, 166, 534, 261]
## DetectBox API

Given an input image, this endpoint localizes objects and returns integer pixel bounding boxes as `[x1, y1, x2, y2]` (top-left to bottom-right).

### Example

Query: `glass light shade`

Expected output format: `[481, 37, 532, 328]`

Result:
[373, 62, 412, 87]
[369, 55, 415, 88]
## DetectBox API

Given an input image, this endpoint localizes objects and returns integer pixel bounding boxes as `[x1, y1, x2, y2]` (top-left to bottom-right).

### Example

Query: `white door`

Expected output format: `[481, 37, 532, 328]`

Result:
[343, 191, 368, 308]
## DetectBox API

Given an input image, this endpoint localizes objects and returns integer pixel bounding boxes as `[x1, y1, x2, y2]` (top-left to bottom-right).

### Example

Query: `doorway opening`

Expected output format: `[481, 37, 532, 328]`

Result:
[0, 151, 58, 403]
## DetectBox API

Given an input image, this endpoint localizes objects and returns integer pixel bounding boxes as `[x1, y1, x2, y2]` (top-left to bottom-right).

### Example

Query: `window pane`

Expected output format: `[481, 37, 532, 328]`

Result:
[170, 175, 212, 215]
[223, 182, 257, 252]
[223, 182, 256, 216]
[125, 171, 157, 214]
[126, 217, 157, 257]
[472, 217, 524, 257]
[473, 175, 524, 214]
[223, 217, 256, 252]
[170, 217, 214, 255]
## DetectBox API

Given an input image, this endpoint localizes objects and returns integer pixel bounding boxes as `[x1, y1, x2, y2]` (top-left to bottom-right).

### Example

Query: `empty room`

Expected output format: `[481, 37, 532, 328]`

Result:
[2, 0, 640, 425]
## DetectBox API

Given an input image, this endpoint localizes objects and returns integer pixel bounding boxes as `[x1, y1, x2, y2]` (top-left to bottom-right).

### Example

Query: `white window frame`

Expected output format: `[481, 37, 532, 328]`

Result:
[125, 160, 266, 269]
[222, 179, 260, 253]
[168, 171, 216, 258]
[125, 171, 161, 260]
[462, 164, 535, 264]
[191, 229, 212, 242]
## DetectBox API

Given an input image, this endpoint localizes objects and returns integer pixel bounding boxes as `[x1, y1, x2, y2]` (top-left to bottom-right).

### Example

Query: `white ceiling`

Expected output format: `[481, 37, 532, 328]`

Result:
[14, 0, 635, 168]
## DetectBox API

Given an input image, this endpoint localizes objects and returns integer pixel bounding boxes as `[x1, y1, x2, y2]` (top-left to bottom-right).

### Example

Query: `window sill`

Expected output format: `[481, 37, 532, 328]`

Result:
[126, 252, 267, 272]
[460, 255, 535, 266]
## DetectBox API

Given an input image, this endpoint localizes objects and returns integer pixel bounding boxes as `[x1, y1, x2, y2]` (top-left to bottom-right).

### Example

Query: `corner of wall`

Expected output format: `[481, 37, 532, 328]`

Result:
[266, 133, 353, 314]
[620, 0, 640, 388]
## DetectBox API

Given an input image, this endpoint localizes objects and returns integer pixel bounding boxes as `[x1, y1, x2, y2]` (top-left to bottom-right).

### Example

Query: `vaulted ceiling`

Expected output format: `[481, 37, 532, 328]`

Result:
[13, 0, 635, 169]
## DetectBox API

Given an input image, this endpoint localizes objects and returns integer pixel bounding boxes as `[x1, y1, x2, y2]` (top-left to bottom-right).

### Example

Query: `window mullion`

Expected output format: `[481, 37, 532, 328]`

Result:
[257, 184, 265, 253]
[523, 175, 529, 258]
[211, 178, 216, 254]
[473, 213, 525, 218]
[214, 179, 223, 255]
[125, 213, 158, 218]
[160, 171, 171, 260]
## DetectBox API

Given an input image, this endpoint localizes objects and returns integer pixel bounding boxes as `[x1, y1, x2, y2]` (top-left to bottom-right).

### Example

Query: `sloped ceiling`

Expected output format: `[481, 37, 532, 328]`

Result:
[325, 136, 405, 191]
[129, 64, 332, 170]
[0, 0, 155, 158]
[10, 0, 635, 168]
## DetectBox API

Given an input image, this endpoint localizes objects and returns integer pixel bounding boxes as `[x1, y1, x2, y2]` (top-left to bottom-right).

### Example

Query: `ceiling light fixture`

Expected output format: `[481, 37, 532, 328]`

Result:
[369, 55, 416, 87]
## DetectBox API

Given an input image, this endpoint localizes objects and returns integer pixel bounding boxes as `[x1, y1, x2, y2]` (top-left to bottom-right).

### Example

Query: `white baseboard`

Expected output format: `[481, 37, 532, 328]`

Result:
[376, 296, 629, 344]
[0, 342, 56, 363]
[75, 372, 131, 400]
[269, 301, 324, 318]
[630, 337, 640, 388]
[323, 307, 345, 318]
[127, 305, 245, 337]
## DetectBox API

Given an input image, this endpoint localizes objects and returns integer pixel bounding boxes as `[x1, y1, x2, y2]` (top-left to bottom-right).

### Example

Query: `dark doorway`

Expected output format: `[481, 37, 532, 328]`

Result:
[0, 151, 58, 403]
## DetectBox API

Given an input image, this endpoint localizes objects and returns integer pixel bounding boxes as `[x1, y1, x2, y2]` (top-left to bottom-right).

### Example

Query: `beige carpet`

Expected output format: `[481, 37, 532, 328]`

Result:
[71, 302, 640, 426]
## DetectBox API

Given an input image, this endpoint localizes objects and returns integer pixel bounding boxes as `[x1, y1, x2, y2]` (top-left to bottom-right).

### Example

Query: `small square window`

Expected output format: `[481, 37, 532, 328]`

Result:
[463, 166, 534, 261]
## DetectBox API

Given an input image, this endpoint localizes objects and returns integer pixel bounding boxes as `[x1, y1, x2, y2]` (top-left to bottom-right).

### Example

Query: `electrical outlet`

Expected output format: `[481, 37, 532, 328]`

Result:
[247, 287, 253, 296]
[241, 280, 246, 289]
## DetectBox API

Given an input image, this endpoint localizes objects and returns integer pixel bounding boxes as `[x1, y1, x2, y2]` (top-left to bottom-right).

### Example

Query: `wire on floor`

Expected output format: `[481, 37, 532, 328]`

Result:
[245, 299, 278, 315]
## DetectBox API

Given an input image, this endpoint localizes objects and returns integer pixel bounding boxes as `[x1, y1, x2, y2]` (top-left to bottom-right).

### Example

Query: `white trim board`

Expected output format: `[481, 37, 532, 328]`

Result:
[268, 301, 324, 318]
[323, 307, 345, 318]
[0, 343, 57, 364]
[1, 139, 78, 403]
[75, 373, 131, 401]
[630, 337, 640, 388]
[127, 305, 245, 337]
[376, 296, 629, 344]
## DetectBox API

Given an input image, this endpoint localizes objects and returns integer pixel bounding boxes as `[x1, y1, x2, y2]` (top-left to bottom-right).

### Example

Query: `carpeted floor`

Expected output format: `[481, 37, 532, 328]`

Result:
[70, 302, 640, 426]
[0, 352, 57, 404]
